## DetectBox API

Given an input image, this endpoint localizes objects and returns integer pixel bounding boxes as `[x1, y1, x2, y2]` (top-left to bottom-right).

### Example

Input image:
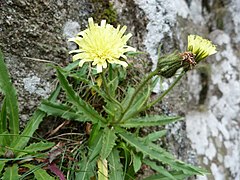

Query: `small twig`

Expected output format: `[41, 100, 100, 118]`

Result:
[23, 57, 59, 65]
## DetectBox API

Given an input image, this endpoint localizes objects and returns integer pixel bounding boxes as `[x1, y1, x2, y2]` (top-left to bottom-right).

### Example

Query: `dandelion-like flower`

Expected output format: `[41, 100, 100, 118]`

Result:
[69, 18, 136, 73]
[157, 35, 217, 78]
[187, 35, 217, 63]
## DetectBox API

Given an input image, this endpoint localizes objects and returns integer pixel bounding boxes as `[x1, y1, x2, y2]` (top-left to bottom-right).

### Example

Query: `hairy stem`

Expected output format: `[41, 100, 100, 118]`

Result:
[101, 72, 123, 112]
[143, 70, 186, 111]
[118, 69, 159, 122]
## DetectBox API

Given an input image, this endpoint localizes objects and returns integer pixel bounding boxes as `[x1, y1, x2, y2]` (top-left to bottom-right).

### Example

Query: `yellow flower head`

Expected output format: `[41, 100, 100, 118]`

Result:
[187, 35, 217, 62]
[69, 18, 136, 73]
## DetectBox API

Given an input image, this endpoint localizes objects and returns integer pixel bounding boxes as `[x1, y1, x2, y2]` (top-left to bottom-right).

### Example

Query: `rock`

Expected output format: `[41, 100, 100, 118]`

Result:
[0, 0, 239, 179]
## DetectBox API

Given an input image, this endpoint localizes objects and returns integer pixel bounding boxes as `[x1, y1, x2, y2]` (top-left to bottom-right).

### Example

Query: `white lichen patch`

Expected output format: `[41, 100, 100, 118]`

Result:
[63, 20, 80, 50]
[229, 0, 240, 43]
[186, 31, 240, 179]
[23, 76, 51, 97]
[131, 0, 240, 179]
[134, 0, 189, 92]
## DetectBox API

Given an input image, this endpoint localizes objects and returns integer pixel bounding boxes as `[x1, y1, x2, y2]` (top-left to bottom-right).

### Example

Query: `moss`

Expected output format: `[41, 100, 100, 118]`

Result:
[90, 0, 118, 26]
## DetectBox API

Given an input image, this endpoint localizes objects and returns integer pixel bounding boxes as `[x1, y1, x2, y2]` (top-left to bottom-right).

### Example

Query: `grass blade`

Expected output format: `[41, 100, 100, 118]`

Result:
[11, 86, 60, 150]
[0, 50, 19, 140]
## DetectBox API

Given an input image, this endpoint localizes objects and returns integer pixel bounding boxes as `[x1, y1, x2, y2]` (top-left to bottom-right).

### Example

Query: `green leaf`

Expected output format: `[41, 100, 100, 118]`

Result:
[62, 59, 80, 71]
[2, 164, 19, 180]
[0, 98, 7, 133]
[121, 115, 183, 128]
[117, 128, 206, 176]
[76, 131, 103, 179]
[143, 159, 176, 180]
[108, 148, 123, 180]
[100, 127, 117, 159]
[107, 76, 119, 97]
[142, 171, 193, 180]
[24, 164, 55, 180]
[0, 131, 11, 152]
[24, 141, 55, 152]
[17, 141, 55, 158]
[143, 130, 167, 143]
[133, 153, 141, 173]
[10, 110, 45, 151]
[0, 50, 19, 140]
[56, 67, 106, 124]
[121, 87, 135, 108]
[0, 160, 6, 174]
[39, 100, 88, 122]
[11, 86, 60, 151]
[121, 84, 151, 121]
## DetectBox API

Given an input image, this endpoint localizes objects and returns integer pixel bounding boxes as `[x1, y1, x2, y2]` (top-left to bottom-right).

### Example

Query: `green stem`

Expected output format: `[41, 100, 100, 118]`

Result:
[120, 71, 185, 123]
[142, 70, 186, 111]
[100, 72, 123, 112]
[117, 69, 159, 122]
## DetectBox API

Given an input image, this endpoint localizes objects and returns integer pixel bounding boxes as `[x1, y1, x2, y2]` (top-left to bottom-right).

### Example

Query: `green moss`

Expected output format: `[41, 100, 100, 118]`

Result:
[90, 0, 118, 25]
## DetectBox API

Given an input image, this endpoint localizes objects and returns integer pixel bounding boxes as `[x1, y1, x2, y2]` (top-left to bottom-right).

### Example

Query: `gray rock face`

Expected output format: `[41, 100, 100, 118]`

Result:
[1, 0, 239, 179]
[116, 0, 239, 179]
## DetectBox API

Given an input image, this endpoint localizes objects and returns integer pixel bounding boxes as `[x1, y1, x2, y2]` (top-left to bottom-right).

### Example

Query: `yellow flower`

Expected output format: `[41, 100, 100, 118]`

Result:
[187, 35, 217, 62]
[69, 18, 136, 73]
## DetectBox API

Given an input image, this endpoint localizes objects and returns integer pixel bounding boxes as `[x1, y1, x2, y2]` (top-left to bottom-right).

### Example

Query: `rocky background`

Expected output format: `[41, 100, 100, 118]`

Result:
[0, 0, 239, 179]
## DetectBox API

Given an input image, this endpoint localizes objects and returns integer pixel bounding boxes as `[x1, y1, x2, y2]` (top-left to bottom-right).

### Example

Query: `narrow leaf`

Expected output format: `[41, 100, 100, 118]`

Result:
[76, 132, 103, 179]
[142, 171, 193, 180]
[121, 84, 151, 121]
[0, 50, 19, 139]
[62, 60, 80, 71]
[100, 127, 117, 159]
[117, 128, 206, 176]
[0, 160, 6, 174]
[0, 131, 11, 152]
[17, 141, 55, 158]
[24, 164, 55, 180]
[133, 153, 141, 173]
[39, 100, 88, 122]
[0, 98, 7, 133]
[143, 159, 176, 180]
[56, 67, 105, 124]
[121, 87, 135, 108]
[108, 148, 123, 180]
[24, 141, 55, 152]
[143, 130, 167, 143]
[11, 86, 60, 151]
[121, 115, 183, 128]
[2, 164, 19, 180]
